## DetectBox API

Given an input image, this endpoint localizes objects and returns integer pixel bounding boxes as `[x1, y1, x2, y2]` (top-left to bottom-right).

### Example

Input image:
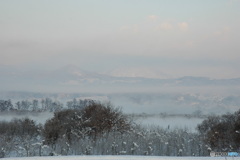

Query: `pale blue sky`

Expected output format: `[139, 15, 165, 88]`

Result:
[0, 0, 240, 78]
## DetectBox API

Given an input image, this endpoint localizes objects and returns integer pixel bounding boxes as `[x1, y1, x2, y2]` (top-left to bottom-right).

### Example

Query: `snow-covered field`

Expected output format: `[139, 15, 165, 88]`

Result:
[2, 156, 235, 160]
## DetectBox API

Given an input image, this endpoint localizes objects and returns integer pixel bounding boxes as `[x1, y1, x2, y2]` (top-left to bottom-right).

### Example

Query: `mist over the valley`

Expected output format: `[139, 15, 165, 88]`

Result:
[1, 87, 240, 132]
[1, 65, 240, 133]
[1, 65, 240, 115]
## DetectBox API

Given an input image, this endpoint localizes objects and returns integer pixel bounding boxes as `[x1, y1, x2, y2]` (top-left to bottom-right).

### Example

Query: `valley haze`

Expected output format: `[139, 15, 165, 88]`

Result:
[1, 65, 240, 115]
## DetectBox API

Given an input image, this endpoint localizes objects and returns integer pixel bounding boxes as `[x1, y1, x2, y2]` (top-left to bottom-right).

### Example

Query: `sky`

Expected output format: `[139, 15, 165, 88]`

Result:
[1, 0, 240, 79]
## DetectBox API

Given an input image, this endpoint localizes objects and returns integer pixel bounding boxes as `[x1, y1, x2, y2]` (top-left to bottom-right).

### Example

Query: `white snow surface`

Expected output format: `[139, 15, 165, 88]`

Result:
[2, 156, 236, 160]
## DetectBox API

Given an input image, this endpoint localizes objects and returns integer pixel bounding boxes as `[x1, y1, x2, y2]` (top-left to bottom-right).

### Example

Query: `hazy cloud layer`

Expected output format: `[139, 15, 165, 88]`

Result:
[0, 0, 240, 78]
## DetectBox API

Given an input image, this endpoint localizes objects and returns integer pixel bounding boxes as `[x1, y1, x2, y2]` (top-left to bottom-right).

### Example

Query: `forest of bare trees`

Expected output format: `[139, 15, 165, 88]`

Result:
[0, 99, 240, 158]
[0, 98, 95, 112]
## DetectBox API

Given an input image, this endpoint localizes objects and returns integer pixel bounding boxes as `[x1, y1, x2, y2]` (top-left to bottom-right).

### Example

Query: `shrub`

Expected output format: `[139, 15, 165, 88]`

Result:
[197, 110, 240, 151]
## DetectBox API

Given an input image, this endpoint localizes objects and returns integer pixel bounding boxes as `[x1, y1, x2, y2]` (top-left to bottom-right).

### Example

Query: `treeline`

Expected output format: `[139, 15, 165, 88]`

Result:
[0, 101, 240, 158]
[0, 98, 95, 112]
[0, 102, 206, 158]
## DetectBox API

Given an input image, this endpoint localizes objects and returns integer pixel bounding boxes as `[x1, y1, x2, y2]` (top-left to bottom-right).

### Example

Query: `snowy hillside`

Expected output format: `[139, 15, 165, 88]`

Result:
[2, 155, 232, 160]
[1, 65, 240, 93]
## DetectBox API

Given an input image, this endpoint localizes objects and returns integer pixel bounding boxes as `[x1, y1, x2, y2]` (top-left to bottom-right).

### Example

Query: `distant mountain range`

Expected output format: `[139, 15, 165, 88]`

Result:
[1, 65, 240, 92]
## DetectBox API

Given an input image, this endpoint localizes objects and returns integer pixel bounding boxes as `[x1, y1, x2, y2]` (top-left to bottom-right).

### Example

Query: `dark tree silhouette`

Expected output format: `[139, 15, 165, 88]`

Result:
[197, 109, 240, 152]
[43, 103, 131, 145]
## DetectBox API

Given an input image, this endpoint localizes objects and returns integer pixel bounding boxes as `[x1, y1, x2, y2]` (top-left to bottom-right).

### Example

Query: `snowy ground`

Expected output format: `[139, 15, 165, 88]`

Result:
[2, 156, 237, 160]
